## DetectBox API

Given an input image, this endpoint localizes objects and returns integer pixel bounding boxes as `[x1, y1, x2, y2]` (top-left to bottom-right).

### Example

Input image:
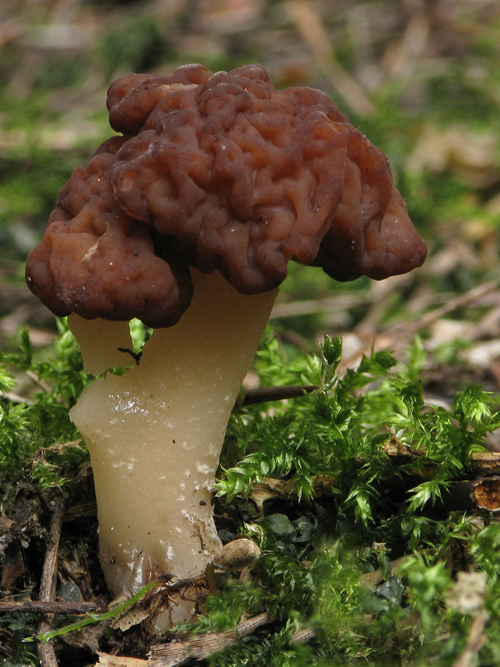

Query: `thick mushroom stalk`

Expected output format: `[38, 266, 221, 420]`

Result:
[69, 270, 276, 619]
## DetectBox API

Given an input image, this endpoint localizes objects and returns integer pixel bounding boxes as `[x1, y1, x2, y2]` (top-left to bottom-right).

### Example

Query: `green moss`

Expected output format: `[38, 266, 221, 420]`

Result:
[3, 324, 500, 663]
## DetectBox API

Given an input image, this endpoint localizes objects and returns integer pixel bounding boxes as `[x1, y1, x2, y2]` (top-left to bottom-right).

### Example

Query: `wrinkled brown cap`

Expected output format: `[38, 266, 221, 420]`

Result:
[26, 63, 427, 327]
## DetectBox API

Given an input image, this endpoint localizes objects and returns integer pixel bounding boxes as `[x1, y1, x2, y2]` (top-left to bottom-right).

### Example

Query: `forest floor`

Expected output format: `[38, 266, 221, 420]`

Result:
[2, 1, 500, 665]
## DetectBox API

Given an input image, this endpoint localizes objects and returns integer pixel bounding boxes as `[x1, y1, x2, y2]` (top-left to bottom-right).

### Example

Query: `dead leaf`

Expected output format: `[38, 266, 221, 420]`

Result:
[250, 475, 335, 514]
[111, 607, 150, 632]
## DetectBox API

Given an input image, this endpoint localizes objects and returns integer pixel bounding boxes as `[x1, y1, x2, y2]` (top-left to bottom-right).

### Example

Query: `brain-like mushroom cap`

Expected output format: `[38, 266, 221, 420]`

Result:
[26, 63, 427, 326]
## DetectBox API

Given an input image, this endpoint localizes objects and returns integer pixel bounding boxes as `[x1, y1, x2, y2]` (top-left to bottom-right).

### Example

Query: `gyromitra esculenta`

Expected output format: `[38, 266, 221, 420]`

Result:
[26, 64, 427, 625]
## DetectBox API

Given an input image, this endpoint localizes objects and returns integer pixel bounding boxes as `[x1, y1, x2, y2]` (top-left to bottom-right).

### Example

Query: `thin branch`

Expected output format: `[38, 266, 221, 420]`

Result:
[26, 370, 52, 393]
[0, 600, 102, 614]
[390, 280, 500, 337]
[285, 0, 375, 116]
[95, 655, 147, 666]
[291, 627, 316, 644]
[149, 612, 278, 666]
[448, 476, 500, 512]
[0, 390, 33, 404]
[242, 384, 317, 406]
[37, 496, 65, 667]
[94, 612, 315, 666]
[340, 280, 500, 372]
[452, 611, 488, 667]
[270, 293, 367, 319]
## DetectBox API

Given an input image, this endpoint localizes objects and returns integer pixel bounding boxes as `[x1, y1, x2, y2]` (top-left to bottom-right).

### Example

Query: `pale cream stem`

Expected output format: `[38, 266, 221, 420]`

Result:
[68, 270, 277, 608]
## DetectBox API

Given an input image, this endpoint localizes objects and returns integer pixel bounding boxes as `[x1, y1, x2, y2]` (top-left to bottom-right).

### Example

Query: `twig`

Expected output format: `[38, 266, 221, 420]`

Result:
[149, 611, 278, 666]
[470, 451, 500, 476]
[95, 656, 147, 666]
[452, 611, 488, 667]
[93, 612, 315, 666]
[447, 476, 500, 513]
[37, 496, 65, 667]
[62, 501, 97, 523]
[0, 390, 33, 404]
[380, 439, 500, 479]
[270, 293, 367, 319]
[467, 304, 500, 341]
[340, 280, 499, 372]
[285, 0, 375, 116]
[0, 600, 102, 614]
[26, 370, 52, 393]
[389, 281, 500, 337]
[242, 384, 317, 406]
[291, 626, 316, 644]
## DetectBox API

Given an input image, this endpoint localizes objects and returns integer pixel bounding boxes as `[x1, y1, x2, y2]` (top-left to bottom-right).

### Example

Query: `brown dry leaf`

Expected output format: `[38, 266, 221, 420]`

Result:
[426, 318, 472, 350]
[359, 569, 384, 592]
[250, 475, 335, 514]
[250, 478, 294, 514]
[111, 607, 150, 632]
[339, 281, 500, 373]
[406, 125, 500, 187]
[464, 340, 500, 369]
[424, 241, 481, 277]
[381, 435, 419, 462]
[359, 556, 407, 592]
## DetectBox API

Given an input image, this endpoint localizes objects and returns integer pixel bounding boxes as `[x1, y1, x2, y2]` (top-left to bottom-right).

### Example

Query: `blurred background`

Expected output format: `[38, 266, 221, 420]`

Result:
[2, 0, 500, 395]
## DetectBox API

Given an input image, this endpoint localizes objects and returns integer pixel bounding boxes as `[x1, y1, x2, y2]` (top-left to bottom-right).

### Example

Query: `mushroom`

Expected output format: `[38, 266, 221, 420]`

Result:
[25, 63, 426, 625]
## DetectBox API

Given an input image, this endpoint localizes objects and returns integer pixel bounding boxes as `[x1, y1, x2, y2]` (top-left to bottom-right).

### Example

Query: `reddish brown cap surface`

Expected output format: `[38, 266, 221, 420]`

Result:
[25, 137, 192, 328]
[26, 64, 427, 327]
